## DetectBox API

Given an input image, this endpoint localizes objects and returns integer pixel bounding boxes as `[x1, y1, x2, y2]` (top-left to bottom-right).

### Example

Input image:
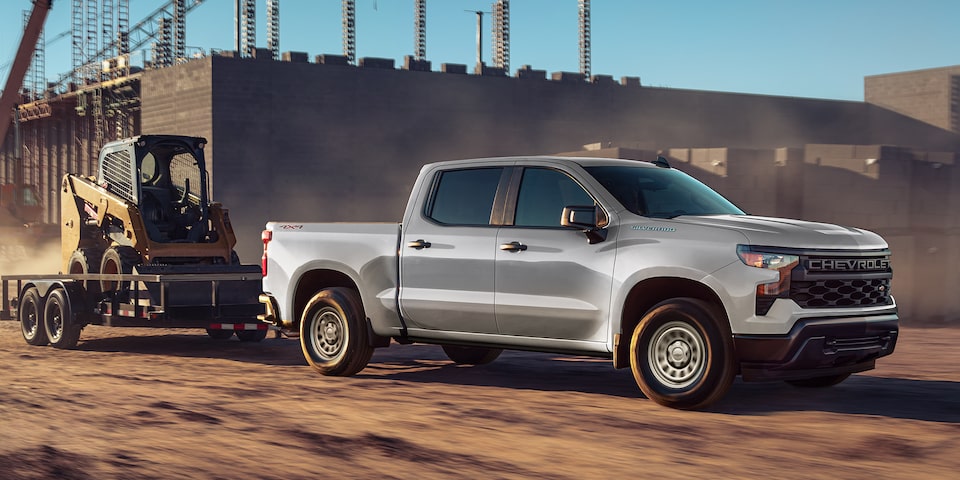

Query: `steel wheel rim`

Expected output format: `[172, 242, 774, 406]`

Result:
[647, 320, 706, 389]
[47, 302, 63, 342]
[23, 301, 39, 338]
[312, 308, 345, 360]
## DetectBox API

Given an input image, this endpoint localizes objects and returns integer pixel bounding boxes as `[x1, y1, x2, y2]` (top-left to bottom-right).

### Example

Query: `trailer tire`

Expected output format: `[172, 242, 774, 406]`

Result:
[629, 298, 736, 410]
[44, 288, 81, 349]
[237, 329, 268, 342]
[300, 287, 373, 376]
[99, 246, 141, 294]
[205, 329, 235, 340]
[19, 287, 47, 346]
[442, 345, 503, 365]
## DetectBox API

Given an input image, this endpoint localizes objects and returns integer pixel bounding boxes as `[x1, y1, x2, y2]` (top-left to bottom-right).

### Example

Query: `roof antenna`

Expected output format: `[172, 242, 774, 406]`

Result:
[652, 155, 671, 168]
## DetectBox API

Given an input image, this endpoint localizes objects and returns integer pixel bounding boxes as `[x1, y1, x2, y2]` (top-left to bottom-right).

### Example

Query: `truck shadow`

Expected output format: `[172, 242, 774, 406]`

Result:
[365, 345, 960, 423]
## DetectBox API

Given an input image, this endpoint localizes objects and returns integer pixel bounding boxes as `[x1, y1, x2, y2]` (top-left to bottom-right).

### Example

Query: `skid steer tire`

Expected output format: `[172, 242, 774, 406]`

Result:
[99, 246, 141, 294]
[68, 248, 103, 296]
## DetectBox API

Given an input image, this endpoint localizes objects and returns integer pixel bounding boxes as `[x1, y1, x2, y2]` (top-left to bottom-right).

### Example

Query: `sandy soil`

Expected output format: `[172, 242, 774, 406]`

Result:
[0, 321, 957, 479]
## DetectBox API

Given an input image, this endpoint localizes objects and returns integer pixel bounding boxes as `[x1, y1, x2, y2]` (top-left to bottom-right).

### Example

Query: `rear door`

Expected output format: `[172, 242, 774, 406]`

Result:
[399, 166, 510, 334]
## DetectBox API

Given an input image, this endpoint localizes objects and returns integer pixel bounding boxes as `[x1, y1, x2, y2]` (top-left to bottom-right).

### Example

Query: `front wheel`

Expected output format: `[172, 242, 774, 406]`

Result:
[442, 345, 502, 365]
[19, 287, 47, 346]
[786, 373, 851, 388]
[299, 287, 373, 376]
[629, 298, 736, 410]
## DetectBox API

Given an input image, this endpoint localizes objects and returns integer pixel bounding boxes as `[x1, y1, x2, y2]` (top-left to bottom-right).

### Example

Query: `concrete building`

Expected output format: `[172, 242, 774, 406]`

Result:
[866, 65, 960, 135]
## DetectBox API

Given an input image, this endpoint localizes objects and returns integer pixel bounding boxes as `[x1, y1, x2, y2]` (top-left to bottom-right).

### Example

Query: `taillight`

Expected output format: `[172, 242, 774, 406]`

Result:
[261, 229, 272, 275]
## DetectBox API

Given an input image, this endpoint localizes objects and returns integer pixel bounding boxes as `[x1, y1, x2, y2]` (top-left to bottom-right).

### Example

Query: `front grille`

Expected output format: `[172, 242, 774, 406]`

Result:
[791, 278, 892, 308]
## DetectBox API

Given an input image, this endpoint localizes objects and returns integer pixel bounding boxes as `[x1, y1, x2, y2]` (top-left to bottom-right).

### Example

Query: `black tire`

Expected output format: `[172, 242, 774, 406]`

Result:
[629, 298, 736, 410]
[44, 288, 82, 349]
[786, 373, 851, 388]
[237, 329, 268, 342]
[299, 287, 373, 376]
[18, 287, 47, 346]
[68, 248, 103, 296]
[99, 246, 141, 293]
[442, 345, 503, 365]
[206, 329, 235, 340]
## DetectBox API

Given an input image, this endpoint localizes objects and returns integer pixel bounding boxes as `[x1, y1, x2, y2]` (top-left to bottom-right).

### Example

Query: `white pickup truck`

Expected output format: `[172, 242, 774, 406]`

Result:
[259, 156, 898, 409]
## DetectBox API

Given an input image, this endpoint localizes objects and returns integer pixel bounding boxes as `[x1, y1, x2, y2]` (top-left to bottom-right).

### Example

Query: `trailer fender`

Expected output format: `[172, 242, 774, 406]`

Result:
[23, 281, 90, 326]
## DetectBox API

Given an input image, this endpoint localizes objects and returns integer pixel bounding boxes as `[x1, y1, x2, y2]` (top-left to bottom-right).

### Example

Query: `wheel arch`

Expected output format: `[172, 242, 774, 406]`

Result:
[613, 276, 729, 369]
[292, 269, 361, 330]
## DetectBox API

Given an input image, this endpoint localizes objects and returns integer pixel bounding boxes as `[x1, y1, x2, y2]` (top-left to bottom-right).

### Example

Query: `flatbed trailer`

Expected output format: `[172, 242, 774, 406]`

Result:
[1, 266, 268, 348]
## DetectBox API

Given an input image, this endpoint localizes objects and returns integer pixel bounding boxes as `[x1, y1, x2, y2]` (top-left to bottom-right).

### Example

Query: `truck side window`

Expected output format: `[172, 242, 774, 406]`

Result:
[514, 168, 594, 227]
[427, 168, 503, 226]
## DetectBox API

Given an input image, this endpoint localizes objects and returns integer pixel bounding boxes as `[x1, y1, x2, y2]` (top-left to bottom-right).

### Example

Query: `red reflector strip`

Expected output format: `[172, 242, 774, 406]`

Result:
[208, 323, 268, 331]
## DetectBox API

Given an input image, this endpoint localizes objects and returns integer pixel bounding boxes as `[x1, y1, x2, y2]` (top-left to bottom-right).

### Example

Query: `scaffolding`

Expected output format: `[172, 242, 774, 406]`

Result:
[174, 0, 186, 62]
[343, 0, 356, 64]
[71, 0, 83, 84]
[579, 0, 591, 79]
[118, 0, 129, 54]
[492, 0, 509, 72]
[267, 0, 280, 60]
[22, 10, 45, 98]
[153, 17, 173, 68]
[414, 0, 426, 61]
[102, 0, 114, 60]
[237, 0, 256, 58]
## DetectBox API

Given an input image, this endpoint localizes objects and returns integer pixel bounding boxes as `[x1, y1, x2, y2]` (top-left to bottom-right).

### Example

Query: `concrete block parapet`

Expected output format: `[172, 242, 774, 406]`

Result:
[281, 51, 309, 63]
[403, 56, 432, 72]
[252, 48, 274, 60]
[515, 65, 546, 80]
[359, 57, 396, 69]
[552, 71, 585, 83]
[441, 63, 467, 74]
[315, 54, 351, 66]
[591, 75, 616, 85]
[475, 64, 506, 76]
[621, 76, 641, 87]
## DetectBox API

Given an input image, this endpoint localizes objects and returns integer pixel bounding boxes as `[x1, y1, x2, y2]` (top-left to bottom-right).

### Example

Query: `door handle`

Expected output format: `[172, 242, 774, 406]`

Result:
[407, 239, 432, 249]
[499, 241, 527, 252]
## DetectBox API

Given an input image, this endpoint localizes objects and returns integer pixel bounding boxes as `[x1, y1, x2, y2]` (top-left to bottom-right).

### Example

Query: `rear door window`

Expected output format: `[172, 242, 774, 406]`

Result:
[426, 168, 503, 226]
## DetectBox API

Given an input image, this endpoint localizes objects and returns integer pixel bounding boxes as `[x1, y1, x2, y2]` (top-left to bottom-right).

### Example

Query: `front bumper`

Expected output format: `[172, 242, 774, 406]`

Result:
[734, 314, 898, 382]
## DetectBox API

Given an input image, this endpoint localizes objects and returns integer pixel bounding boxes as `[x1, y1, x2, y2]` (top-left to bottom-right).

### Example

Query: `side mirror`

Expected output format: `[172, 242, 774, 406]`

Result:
[561, 205, 608, 244]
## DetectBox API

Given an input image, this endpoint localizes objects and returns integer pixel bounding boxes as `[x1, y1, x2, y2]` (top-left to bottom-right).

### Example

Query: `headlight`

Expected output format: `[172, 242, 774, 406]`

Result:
[736, 246, 799, 296]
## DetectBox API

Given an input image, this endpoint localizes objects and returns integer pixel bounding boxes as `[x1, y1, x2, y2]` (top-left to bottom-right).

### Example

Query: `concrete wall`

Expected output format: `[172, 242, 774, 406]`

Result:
[865, 65, 960, 134]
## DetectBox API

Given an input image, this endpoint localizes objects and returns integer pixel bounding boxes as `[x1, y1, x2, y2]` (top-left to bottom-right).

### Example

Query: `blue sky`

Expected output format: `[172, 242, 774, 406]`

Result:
[2, 0, 959, 101]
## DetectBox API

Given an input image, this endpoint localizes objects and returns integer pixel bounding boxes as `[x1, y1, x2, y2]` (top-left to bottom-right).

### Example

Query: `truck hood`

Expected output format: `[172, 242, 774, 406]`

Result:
[663, 214, 888, 250]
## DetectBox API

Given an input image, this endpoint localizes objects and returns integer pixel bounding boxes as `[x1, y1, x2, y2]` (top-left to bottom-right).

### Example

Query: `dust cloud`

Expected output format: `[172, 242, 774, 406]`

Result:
[0, 236, 61, 276]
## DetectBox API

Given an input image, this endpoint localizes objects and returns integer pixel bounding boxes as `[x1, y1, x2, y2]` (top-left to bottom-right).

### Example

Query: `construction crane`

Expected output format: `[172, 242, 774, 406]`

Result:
[0, 0, 54, 148]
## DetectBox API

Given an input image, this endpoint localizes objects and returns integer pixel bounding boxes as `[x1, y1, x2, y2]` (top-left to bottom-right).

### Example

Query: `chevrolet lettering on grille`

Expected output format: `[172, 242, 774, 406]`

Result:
[806, 258, 890, 272]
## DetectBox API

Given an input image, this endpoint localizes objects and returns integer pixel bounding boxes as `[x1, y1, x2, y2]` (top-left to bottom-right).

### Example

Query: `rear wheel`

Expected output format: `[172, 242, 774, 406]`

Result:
[300, 287, 373, 376]
[44, 288, 81, 349]
[786, 373, 851, 388]
[629, 298, 736, 410]
[442, 345, 503, 365]
[18, 287, 47, 346]
[99, 246, 141, 293]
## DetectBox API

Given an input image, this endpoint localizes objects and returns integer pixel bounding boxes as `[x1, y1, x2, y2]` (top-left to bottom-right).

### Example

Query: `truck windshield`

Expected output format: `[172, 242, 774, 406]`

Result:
[584, 165, 745, 218]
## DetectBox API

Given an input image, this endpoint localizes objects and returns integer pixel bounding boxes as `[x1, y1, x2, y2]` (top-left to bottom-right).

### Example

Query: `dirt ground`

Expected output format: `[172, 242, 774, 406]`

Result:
[0, 321, 957, 480]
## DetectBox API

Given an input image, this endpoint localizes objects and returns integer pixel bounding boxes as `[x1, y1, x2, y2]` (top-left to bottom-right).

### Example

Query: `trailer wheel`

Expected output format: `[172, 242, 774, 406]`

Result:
[205, 329, 235, 340]
[44, 288, 81, 349]
[629, 298, 736, 410]
[300, 287, 373, 376]
[237, 329, 268, 342]
[18, 287, 47, 346]
[100, 246, 141, 293]
[442, 345, 503, 365]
